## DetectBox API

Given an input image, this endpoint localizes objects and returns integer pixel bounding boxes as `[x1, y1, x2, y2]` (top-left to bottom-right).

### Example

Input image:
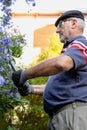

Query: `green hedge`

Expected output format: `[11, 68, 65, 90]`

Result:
[7, 33, 63, 130]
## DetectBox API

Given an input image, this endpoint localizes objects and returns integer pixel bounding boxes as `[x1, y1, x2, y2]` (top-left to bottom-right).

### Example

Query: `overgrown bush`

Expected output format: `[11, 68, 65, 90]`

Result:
[16, 33, 63, 130]
[0, 0, 63, 129]
[31, 33, 63, 66]
[0, 0, 35, 130]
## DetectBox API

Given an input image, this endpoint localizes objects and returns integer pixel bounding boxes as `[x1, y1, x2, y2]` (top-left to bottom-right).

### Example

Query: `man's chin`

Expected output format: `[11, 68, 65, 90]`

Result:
[60, 38, 65, 43]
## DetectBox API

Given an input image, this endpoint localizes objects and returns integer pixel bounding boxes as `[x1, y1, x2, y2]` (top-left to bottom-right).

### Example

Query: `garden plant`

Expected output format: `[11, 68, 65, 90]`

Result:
[0, 0, 63, 129]
[0, 0, 36, 129]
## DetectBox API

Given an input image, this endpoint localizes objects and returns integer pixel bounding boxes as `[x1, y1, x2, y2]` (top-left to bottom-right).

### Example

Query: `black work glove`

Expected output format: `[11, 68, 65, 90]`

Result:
[18, 81, 34, 96]
[12, 70, 34, 96]
[12, 70, 28, 87]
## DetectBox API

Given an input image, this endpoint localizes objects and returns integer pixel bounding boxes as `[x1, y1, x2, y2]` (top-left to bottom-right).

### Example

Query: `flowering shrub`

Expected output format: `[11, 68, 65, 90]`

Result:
[0, 0, 36, 129]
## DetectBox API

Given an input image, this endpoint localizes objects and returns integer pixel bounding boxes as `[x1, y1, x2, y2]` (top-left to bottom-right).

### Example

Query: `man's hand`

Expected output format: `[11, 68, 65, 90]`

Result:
[12, 70, 28, 87]
[17, 81, 34, 96]
[12, 70, 34, 96]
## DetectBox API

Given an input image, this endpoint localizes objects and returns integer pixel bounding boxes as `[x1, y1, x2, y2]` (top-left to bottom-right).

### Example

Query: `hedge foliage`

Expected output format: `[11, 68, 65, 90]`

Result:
[0, 33, 63, 130]
[16, 33, 63, 130]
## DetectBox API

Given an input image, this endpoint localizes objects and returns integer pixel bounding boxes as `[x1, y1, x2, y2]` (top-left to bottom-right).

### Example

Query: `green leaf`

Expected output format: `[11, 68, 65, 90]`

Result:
[7, 126, 14, 130]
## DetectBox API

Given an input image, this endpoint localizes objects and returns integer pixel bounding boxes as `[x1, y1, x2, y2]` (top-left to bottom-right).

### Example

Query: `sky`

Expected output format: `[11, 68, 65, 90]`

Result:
[11, 0, 87, 13]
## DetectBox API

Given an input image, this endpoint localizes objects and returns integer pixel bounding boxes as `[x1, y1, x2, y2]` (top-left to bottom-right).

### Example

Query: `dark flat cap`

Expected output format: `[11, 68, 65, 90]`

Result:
[55, 10, 84, 27]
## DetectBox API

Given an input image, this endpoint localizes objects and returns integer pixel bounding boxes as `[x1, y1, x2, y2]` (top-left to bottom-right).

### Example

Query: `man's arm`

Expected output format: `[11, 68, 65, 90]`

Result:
[26, 54, 74, 78]
[12, 54, 74, 96]
[32, 85, 45, 95]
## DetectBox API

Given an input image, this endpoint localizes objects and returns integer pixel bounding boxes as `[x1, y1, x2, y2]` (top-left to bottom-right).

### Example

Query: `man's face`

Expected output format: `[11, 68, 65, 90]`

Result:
[56, 18, 74, 43]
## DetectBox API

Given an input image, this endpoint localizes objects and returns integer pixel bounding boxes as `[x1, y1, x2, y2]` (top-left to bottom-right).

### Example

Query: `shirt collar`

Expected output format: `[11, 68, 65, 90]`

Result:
[63, 36, 85, 48]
